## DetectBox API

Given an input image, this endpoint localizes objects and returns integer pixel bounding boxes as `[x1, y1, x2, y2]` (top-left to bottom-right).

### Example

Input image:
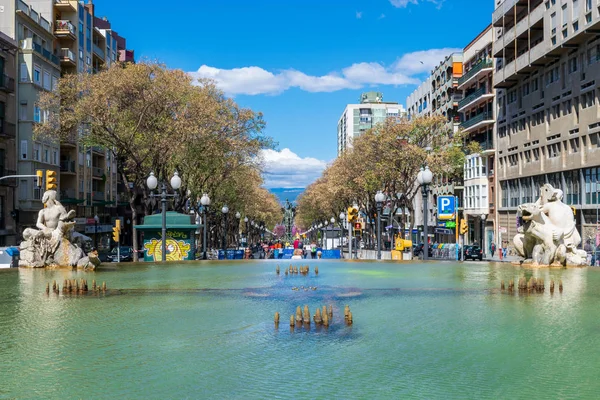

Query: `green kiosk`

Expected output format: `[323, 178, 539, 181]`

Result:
[135, 212, 199, 262]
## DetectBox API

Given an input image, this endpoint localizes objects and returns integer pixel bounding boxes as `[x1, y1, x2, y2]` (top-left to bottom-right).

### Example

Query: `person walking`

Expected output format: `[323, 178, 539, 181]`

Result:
[490, 242, 496, 258]
[310, 242, 317, 259]
[502, 241, 508, 258]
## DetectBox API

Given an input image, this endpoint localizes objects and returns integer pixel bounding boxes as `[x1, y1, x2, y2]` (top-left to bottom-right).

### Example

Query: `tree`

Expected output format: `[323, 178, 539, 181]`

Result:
[36, 62, 276, 260]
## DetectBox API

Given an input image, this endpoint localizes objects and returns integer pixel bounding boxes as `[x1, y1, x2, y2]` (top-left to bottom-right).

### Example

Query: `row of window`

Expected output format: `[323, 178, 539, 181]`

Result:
[19, 140, 59, 165]
[464, 156, 488, 180]
[464, 184, 488, 210]
[501, 168, 600, 208]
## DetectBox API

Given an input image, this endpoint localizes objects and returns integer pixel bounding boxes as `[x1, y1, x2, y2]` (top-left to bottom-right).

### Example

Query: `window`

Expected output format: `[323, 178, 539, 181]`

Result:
[20, 63, 29, 82]
[551, 12, 557, 33]
[552, 104, 561, 119]
[44, 148, 49, 163]
[52, 75, 58, 91]
[573, 0, 580, 20]
[33, 106, 40, 123]
[586, 0, 592, 12]
[33, 143, 40, 161]
[43, 70, 51, 90]
[562, 4, 568, 26]
[570, 138, 580, 153]
[523, 82, 530, 96]
[564, 99, 572, 115]
[532, 78, 539, 91]
[19, 104, 27, 121]
[33, 65, 41, 84]
[569, 57, 578, 73]
[547, 143, 561, 158]
[584, 167, 599, 204]
[19, 180, 28, 200]
[581, 90, 596, 108]
[20, 140, 28, 159]
[533, 148, 540, 161]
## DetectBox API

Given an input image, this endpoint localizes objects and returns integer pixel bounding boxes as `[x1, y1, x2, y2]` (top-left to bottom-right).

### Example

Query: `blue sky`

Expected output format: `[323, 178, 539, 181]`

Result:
[94, 0, 494, 187]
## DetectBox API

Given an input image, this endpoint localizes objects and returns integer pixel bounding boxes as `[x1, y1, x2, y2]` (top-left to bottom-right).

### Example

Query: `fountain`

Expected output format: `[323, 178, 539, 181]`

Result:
[513, 184, 588, 267]
[18, 190, 101, 269]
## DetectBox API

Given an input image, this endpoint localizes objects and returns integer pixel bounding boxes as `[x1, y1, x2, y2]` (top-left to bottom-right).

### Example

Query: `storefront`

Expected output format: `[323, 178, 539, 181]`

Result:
[134, 212, 197, 262]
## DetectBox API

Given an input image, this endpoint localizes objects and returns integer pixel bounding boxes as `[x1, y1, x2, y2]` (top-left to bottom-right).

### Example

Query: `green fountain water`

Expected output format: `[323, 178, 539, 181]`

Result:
[1, 261, 599, 399]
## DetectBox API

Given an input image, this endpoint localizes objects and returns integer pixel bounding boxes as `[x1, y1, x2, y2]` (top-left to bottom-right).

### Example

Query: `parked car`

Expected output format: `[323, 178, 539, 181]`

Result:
[463, 245, 483, 261]
[107, 247, 133, 262]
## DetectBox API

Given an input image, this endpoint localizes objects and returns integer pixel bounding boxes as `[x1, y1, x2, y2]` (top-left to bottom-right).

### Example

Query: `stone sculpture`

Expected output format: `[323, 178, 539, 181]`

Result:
[513, 184, 588, 267]
[19, 190, 101, 269]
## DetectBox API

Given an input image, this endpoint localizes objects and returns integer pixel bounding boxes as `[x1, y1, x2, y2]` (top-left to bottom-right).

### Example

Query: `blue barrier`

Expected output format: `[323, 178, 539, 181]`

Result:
[226, 250, 235, 260]
[218, 250, 225, 260]
[320, 249, 341, 259]
[234, 250, 244, 260]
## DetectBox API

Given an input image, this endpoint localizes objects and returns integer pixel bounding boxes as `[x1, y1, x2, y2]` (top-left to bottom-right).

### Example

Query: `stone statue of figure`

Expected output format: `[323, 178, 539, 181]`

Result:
[19, 190, 99, 269]
[513, 183, 587, 266]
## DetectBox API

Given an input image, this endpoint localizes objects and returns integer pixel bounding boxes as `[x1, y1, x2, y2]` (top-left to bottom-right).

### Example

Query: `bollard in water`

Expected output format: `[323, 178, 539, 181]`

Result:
[344, 305, 350, 320]
[290, 315, 295, 327]
[501, 281, 505, 290]
[328, 304, 333, 320]
[303, 305, 310, 325]
[295, 306, 303, 324]
[315, 266, 319, 275]
[46, 282, 50, 295]
[559, 280, 563, 292]
[314, 308, 322, 324]
[276, 265, 280, 275]
[322, 309, 329, 326]
[52, 280, 57, 292]
[347, 311, 353, 325]
[102, 281, 107, 291]
[274, 312, 280, 325]
[550, 279, 555, 293]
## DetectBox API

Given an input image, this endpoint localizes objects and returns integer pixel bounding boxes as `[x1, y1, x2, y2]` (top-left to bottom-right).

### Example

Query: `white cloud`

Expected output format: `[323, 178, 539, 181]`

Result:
[356, 11, 363, 19]
[259, 148, 327, 188]
[390, 0, 444, 8]
[190, 48, 451, 96]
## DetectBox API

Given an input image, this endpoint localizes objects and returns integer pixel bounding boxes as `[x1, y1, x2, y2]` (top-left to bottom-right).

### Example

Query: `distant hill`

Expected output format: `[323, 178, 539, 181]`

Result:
[269, 188, 305, 205]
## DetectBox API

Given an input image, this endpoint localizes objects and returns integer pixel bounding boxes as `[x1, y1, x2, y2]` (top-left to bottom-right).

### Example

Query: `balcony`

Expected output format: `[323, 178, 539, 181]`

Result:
[0, 169, 17, 187]
[55, 20, 76, 40]
[0, 121, 16, 139]
[60, 160, 76, 173]
[0, 75, 15, 93]
[460, 111, 495, 133]
[19, 38, 60, 66]
[458, 87, 494, 112]
[93, 191, 105, 201]
[92, 167, 104, 178]
[457, 59, 493, 89]
[60, 48, 76, 66]
[60, 188, 77, 199]
[54, 0, 77, 12]
[92, 43, 105, 61]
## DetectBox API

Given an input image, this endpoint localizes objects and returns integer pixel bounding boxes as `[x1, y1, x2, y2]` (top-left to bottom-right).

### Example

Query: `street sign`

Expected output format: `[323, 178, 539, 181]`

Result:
[499, 226, 507, 234]
[445, 221, 456, 228]
[437, 196, 455, 220]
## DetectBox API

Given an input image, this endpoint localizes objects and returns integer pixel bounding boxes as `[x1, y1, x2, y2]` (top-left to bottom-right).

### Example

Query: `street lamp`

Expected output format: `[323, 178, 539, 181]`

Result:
[375, 190, 386, 260]
[244, 216, 249, 247]
[416, 165, 433, 261]
[235, 211, 241, 249]
[339, 212, 346, 257]
[221, 205, 229, 253]
[200, 193, 210, 259]
[147, 171, 182, 262]
[94, 214, 99, 249]
[481, 213, 487, 259]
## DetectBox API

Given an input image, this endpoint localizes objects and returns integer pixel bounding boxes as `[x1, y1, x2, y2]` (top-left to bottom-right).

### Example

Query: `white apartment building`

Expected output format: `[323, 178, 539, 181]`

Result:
[406, 76, 432, 119]
[337, 91, 405, 156]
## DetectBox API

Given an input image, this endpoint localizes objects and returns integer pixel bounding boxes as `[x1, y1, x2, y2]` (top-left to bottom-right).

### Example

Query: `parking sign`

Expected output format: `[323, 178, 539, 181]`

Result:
[437, 196, 455, 220]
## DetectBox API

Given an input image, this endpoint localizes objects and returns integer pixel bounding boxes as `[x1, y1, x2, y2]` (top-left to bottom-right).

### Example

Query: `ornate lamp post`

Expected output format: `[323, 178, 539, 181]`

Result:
[481, 213, 487, 259]
[147, 171, 182, 262]
[416, 166, 433, 261]
[221, 205, 229, 252]
[244, 216, 249, 246]
[235, 211, 241, 249]
[339, 212, 346, 256]
[375, 190, 386, 260]
[200, 193, 210, 259]
[94, 214, 99, 250]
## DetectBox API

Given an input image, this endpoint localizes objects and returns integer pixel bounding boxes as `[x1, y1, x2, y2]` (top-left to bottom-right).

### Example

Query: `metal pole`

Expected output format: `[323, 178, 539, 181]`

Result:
[203, 208, 208, 259]
[161, 183, 167, 262]
[423, 185, 429, 261]
[348, 218, 352, 259]
[377, 202, 382, 260]
[223, 213, 228, 251]
[481, 216, 487, 259]
[94, 220, 98, 249]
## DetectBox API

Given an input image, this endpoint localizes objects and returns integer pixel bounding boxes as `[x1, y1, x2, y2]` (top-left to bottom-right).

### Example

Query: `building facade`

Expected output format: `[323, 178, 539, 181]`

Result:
[493, 0, 600, 249]
[459, 25, 497, 252]
[337, 91, 406, 156]
[0, 0, 133, 248]
[431, 53, 464, 133]
[0, 32, 18, 246]
[406, 76, 432, 120]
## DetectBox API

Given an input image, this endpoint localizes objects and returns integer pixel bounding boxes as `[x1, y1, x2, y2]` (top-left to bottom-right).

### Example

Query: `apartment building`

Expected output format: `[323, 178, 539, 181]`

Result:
[0, 0, 133, 248]
[431, 53, 464, 133]
[0, 32, 18, 246]
[493, 0, 600, 246]
[459, 25, 497, 251]
[406, 76, 432, 119]
[337, 91, 406, 156]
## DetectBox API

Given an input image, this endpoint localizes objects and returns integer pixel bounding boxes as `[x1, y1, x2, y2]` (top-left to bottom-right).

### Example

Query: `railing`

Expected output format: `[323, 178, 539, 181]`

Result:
[0, 121, 16, 138]
[461, 111, 494, 130]
[0, 169, 17, 187]
[93, 43, 105, 60]
[458, 59, 493, 87]
[458, 86, 489, 110]
[55, 20, 76, 36]
[0, 75, 15, 93]
[17, 0, 28, 13]
[60, 160, 76, 173]
[91, 146, 104, 154]
[33, 41, 42, 53]
[93, 191, 105, 201]
[61, 48, 75, 62]
[92, 167, 104, 177]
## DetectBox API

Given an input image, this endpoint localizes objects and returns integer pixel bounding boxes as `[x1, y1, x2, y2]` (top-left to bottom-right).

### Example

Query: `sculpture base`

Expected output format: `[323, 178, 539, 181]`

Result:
[511, 261, 588, 269]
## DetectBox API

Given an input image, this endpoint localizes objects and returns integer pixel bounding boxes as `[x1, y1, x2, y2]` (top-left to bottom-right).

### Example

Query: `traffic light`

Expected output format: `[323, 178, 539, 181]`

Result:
[353, 222, 362, 235]
[460, 219, 468, 235]
[45, 170, 57, 191]
[347, 206, 358, 223]
[35, 170, 43, 188]
[112, 219, 121, 242]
